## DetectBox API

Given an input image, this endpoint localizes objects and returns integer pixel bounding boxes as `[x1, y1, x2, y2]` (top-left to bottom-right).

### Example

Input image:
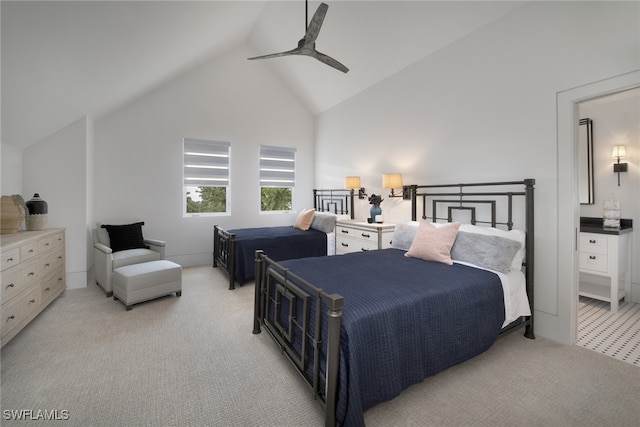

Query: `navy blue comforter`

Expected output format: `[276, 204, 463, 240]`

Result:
[277, 249, 505, 426]
[230, 226, 327, 284]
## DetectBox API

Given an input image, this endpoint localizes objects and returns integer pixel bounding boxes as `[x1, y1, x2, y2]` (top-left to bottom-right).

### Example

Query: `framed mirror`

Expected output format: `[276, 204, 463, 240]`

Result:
[578, 118, 594, 204]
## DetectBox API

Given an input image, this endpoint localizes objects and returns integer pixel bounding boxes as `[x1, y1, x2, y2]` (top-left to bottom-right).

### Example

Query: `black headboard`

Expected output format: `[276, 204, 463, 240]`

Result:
[410, 179, 535, 338]
[313, 189, 355, 219]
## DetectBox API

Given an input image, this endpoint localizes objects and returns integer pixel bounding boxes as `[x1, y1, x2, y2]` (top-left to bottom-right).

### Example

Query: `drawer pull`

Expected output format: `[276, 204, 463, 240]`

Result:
[45, 287, 51, 292]
[45, 243, 50, 246]
[589, 255, 596, 260]
[589, 239, 596, 244]
[6, 283, 15, 289]
[45, 263, 50, 267]
[361, 233, 370, 238]
[361, 248, 369, 252]
[28, 249, 34, 253]
[58, 256, 63, 260]
[7, 315, 15, 321]
[6, 257, 13, 262]
[29, 299, 36, 304]
[28, 271, 35, 276]
[341, 230, 349, 234]
[341, 242, 349, 247]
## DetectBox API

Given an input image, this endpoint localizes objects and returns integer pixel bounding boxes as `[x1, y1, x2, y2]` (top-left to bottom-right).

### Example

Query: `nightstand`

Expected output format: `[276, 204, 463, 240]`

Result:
[335, 220, 395, 254]
[579, 217, 633, 312]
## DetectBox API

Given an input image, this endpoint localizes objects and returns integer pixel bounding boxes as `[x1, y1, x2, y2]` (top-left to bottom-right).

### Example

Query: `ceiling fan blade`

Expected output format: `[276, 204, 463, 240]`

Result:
[311, 49, 349, 73]
[303, 2, 328, 46]
[247, 47, 301, 61]
[247, 1, 348, 73]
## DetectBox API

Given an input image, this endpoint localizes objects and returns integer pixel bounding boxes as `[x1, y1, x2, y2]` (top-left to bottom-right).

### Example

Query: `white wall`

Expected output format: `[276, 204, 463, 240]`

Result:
[94, 44, 315, 267]
[1, 143, 23, 195]
[580, 90, 640, 301]
[23, 117, 90, 289]
[314, 1, 640, 344]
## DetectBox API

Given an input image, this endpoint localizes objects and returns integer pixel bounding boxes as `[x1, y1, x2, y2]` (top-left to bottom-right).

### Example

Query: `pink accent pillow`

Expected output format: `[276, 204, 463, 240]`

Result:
[294, 208, 316, 230]
[405, 222, 460, 265]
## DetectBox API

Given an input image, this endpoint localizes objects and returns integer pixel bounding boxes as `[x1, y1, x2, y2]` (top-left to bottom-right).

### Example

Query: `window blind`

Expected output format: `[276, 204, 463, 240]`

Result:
[183, 138, 230, 187]
[259, 145, 296, 188]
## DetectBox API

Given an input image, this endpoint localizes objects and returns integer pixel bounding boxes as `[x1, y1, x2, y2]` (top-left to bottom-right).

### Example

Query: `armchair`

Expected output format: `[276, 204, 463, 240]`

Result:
[93, 221, 165, 296]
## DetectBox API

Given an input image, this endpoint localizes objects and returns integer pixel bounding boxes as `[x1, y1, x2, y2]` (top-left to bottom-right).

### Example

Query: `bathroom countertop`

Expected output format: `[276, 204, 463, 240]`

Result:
[580, 217, 633, 235]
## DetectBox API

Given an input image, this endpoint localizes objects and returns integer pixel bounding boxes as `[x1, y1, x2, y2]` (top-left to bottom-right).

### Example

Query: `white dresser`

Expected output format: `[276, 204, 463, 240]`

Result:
[578, 219, 632, 312]
[1, 228, 66, 347]
[335, 220, 395, 254]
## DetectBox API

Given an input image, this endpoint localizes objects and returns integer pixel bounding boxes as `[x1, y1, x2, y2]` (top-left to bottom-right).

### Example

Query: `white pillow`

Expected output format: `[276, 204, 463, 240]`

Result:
[458, 224, 525, 271]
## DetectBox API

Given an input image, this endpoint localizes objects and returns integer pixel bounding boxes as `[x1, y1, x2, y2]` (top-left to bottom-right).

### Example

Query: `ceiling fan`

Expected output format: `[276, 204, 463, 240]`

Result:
[248, 1, 349, 73]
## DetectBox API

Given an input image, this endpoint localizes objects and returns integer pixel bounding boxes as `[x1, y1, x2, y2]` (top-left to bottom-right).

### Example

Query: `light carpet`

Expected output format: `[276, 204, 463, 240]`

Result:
[1, 266, 639, 426]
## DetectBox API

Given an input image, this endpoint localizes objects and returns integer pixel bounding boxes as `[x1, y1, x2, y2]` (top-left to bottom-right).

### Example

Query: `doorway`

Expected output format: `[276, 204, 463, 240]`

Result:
[571, 82, 640, 366]
[556, 70, 639, 346]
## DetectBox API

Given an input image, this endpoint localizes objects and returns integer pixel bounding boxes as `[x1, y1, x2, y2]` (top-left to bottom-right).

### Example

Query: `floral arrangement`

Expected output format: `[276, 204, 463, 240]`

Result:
[368, 194, 383, 206]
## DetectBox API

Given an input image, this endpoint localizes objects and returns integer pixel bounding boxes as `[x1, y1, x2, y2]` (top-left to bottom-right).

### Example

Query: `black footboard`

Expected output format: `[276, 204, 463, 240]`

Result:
[213, 225, 237, 290]
[253, 250, 343, 427]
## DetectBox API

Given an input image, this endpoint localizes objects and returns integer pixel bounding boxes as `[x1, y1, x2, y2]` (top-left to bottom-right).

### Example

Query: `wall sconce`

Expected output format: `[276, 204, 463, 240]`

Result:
[382, 173, 410, 199]
[612, 145, 627, 186]
[344, 176, 367, 199]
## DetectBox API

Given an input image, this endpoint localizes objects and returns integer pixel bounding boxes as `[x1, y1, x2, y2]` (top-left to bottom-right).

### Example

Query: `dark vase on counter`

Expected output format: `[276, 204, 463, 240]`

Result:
[26, 193, 48, 231]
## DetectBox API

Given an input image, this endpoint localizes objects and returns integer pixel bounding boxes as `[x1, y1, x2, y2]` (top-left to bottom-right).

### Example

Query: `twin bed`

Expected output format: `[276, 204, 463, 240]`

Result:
[252, 179, 535, 427]
[213, 189, 355, 290]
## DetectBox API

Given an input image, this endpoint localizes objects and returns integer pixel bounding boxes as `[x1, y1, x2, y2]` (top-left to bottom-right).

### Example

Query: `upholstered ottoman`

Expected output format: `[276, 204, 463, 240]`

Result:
[113, 260, 182, 310]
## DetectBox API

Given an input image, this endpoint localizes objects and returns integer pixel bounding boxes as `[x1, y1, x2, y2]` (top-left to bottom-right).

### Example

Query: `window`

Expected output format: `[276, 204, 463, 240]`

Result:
[259, 145, 296, 212]
[183, 138, 230, 215]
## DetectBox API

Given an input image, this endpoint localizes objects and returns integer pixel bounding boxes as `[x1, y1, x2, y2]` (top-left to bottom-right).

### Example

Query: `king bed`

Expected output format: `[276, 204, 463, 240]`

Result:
[252, 179, 535, 427]
[213, 189, 355, 290]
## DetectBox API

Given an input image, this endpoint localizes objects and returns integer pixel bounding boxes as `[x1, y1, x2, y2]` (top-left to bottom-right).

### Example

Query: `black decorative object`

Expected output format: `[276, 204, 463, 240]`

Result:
[26, 193, 47, 230]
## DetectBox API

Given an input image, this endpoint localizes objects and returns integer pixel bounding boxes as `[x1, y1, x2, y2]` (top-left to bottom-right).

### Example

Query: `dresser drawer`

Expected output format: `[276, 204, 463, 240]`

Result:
[40, 267, 65, 305]
[336, 225, 379, 244]
[1, 287, 40, 339]
[38, 234, 58, 253]
[21, 241, 39, 262]
[579, 234, 608, 255]
[579, 252, 608, 273]
[1, 247, 20, 272]
[38, 246, 64, 277]
[336, 236, 378, 254]
[1, 260, 38, 305]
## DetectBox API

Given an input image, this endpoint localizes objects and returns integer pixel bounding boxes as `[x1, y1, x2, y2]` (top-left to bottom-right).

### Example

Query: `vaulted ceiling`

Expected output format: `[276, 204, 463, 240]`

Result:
[1, 1, 525, 149]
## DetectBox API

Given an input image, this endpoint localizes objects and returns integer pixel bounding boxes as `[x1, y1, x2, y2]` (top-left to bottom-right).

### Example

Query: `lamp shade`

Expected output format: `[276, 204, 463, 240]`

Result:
[382, 173, 403, 189]
[344, 176, 361, 189]
[612, 145, 627, 159]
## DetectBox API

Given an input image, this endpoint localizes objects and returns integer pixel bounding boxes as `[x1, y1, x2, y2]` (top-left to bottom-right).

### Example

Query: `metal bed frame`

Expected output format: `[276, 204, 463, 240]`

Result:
[252, 179, 535, 427]
[213, 189, 355, 290]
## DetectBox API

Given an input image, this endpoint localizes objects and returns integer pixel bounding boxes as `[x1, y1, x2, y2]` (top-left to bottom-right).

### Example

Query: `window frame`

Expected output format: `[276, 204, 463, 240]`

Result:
[259, 145, 296, 213]
[182, 138, 231, 217]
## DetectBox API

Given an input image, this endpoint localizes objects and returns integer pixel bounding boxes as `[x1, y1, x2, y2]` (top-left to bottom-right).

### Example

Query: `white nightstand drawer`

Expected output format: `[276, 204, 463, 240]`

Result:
[336, 236, 378, 254]
[579, 234, 608, 255]
[336, 225, 378, 244]
[335, 220, 395, 255]
[579, 252, 608, 273]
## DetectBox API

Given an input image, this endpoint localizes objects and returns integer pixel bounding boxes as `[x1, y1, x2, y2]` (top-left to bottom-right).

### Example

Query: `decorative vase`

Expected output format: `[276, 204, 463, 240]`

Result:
[370, 205, 382, 223]
[26, 193, 48, 231]
[1, 195, 26, 234]
[603, 193, 620, 229]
